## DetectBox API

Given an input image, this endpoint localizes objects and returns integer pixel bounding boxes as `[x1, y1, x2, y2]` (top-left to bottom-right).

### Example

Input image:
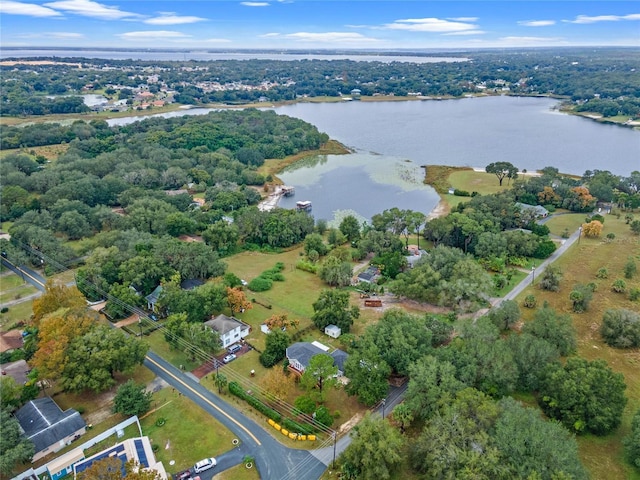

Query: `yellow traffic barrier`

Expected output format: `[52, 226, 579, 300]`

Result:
[298, 435, 306, 441]
[307, 434, 316, 441]
[273, 423, 281, 431]
[281, 428, 289, 436]
[268, 419, 275, 427]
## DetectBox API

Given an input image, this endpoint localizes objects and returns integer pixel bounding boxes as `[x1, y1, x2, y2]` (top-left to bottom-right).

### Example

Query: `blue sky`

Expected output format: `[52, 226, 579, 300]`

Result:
[1, 1, 639, 49]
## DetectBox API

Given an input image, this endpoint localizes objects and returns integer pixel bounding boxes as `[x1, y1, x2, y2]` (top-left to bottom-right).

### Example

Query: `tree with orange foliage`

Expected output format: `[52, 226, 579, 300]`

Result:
[31, 308, 96, 380]
[259, 366, 292, 403]
[538, 186, 560, 206]
[264, 313, 299, 331]
[226, 287, 252, 316]
[564, 187, 596, 212]
[582, 221, 603, 238]
[32, 280, 86, 326]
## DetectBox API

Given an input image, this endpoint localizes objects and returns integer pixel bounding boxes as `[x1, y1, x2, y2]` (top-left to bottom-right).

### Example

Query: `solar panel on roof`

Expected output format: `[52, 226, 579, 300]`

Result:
[134, 439, 149, 468]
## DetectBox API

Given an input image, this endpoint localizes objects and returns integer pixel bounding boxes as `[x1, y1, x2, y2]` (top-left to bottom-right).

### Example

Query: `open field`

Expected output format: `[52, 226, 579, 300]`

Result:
[0, 273, 38, 304]
[516, 215, 640, 480]
[0, 297, 34, 332]
[213, 463, 261, 480]
[544, 212, 593, 237]
[0, 144, 70, 160]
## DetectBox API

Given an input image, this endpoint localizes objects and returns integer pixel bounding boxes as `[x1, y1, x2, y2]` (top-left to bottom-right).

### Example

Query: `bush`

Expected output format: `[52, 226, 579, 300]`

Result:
[523, 294, 537, 308]
[596, 267, 609, 279]
[453, 189, 471, 197]
[612, 279, 627, 293]
[600, 309, 640, 348]
[296, 260, 318, 273]
[0, 307, 8, 314]
[630, 288, 640, 302]
[533, 240, 557, 259]
[248, 277, 273, 292]
[587, 213, 605, 224]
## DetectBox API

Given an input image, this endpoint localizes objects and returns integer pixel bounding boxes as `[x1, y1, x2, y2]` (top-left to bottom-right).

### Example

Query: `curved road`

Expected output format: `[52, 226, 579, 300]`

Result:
[144, 352, 328, 480]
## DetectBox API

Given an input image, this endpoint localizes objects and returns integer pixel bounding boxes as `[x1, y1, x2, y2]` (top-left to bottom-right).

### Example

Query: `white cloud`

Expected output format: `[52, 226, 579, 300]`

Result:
[518, 20, 556, 27]
[383, 17, 478, 33]
[566, 13, 640, 24]
[442, 30, 486, 36]
[448, 17, 478, 22]
[44, 0, 141, 20]
[241, 2, 269, 6]
[202, 38, 232, 43]
[283, 32, 379, 44]
[144, 14, 206, 25]
[260, 33, 281, 37]
[16, 31, 84, 38]
[0, 1, 61, 17]
[117, 30, 191, 40]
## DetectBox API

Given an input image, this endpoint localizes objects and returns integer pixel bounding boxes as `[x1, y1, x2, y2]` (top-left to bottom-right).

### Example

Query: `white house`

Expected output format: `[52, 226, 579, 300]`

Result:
[204, 314, 250, 348]
[324, 324, 341, 339]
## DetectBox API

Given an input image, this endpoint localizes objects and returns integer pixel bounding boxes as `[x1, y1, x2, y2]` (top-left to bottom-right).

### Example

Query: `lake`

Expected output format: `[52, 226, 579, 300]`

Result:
[107, 96, 640, 223]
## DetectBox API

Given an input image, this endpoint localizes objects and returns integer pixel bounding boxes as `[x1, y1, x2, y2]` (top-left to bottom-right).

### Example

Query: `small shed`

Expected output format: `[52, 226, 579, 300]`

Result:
[324, 324, 341, 339]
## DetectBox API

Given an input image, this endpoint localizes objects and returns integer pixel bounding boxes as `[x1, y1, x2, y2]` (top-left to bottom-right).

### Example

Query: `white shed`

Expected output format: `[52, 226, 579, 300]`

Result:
[324, 324, 341, 339]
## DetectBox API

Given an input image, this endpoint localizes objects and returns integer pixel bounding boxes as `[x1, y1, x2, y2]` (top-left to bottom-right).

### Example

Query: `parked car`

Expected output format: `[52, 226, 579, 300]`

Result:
[227, 344, 242, 354]
[175, 470, 191, 480]
[193, 458, 217, 473]
[223, 354, 236, 364]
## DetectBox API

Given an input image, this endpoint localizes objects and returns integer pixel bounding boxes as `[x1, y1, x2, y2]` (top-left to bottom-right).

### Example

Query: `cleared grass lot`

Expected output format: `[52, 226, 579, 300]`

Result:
[517, 215, 640, 480]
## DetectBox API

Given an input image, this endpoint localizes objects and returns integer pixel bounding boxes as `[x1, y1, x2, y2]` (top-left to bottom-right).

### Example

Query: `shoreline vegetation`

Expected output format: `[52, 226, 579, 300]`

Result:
[1, 92, 639, 130]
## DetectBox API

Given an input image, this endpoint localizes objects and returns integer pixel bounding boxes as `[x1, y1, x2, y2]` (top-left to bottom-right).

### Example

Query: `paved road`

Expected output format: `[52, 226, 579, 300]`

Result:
[144, 352, 328, 480]
[1, 257, 47, 291]
[494, 226, 581, 308]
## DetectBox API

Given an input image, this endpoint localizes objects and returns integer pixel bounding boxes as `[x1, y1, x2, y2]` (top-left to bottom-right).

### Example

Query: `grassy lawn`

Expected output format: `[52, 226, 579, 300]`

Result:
[213, 463, 261, 480]
[140, 386, 237, 475]
[0, 298, 34, 331]
[448, 169, 514, 196]
[544, 212, 590, 237]
[515, 215, 640, 480]
[146, 330, 204, 372]
[0, 274, 38, 303]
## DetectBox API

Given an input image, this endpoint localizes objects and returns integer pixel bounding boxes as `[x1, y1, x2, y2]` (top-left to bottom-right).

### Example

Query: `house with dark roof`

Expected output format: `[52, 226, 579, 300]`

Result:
[204, 314, 250, 348]
[286, 342, 349, 377]
[15, 397, 86, 462]
[357, 266, 380, 284]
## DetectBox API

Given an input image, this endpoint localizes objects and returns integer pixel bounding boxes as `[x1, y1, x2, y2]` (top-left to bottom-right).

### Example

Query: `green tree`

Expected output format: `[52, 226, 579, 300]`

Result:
[0, 410, 35, 475]
[312, 289, 359, 334]
[391, 403, 414, 434]
[303, 233, 329, 257]
[339, 215, 361, 242]
[600, 308, 640, 348]
[569, 283, 593, 313]
[0, 376, 23, 412]
[344, 342, 391, 406]
[259, 329, 290, 367]
[410, 388, 507, 480]
[404, 355, 464, 421]
[61, 325, 148, 393]
[214, 373, 228, 394]
[113, 380, 152, 417]
[522, 303, 577, 356]
[318, 255, 353, 287]
[488, 299, 520, 331]
[506, 333, 559, 391]
[539, 357, 627, 435]
[365, 309, 433, 376]
[624, 408, 640, 470]
[539, 265, 562, 292]
[300, 354, 338, 397]
[340, 412, 404, 480]
[630, 219, 640, 235]
[494, 397, 588, 480]
[485, 161, 518, 186]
